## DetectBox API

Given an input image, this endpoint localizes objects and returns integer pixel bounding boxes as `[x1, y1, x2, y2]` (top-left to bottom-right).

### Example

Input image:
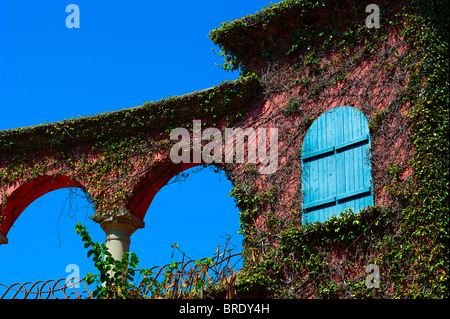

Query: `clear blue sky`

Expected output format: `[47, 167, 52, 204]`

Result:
[0, 0, 273, 289]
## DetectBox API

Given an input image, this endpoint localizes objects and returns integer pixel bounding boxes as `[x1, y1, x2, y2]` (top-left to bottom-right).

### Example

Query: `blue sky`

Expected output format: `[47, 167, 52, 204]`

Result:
[0, 0, 273, 289]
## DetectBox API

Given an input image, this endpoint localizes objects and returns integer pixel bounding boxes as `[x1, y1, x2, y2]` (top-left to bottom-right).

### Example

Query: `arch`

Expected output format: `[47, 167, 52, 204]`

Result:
[129, 160, 201, 221]
[301, 106, 373, 224]
[1, 174, 85, 236]
[130, 162, 242, 268]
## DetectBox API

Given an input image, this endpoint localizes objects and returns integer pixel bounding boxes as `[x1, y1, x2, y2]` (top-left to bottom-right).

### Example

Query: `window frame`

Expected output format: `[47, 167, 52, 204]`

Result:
[301, 106, 374, 224]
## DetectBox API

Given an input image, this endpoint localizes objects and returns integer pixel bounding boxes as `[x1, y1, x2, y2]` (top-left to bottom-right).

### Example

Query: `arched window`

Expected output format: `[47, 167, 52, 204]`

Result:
[301, 106, 373, 224]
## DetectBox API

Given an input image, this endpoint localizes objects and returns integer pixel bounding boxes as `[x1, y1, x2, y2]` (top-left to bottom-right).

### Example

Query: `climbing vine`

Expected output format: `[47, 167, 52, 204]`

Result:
[75, 222, 240, 299]
[0, 0, 448, 299]
[0, 74, 260, 225]
[210, 0, 448, 298]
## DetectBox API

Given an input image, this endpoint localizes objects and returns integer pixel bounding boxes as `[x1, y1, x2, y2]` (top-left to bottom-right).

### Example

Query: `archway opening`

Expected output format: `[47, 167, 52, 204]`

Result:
[0, 187, 103, 289]
[132, 165, 243, 271]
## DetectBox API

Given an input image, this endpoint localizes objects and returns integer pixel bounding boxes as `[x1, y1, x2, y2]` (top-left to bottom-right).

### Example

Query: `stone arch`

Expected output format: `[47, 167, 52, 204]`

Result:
[129, 160, 215, 221]
[0, 174, 86, 237]
[129, 160, 242, 266]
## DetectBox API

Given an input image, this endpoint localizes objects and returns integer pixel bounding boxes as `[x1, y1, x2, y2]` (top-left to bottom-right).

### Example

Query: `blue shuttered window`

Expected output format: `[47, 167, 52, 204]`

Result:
[301, 106, 373, 224]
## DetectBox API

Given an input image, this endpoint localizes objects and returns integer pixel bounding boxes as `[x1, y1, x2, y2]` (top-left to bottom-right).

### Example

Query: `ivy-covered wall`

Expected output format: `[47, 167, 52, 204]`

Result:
[209, 0, 448, 298]
[0, 0, 448, 299]
[0, 75, 261, 233]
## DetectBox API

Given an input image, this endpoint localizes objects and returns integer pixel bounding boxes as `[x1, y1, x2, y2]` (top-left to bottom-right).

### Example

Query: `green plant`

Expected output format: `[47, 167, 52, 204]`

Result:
[1, 0, 447, 299]
[75, 223, 240, 299]
[75, 222, 143, 299]
[214, 0, 448, 298]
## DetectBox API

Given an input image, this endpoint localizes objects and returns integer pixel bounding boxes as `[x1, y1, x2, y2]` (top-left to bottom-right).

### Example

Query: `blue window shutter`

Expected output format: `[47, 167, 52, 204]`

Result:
[301, 106, 373, 224]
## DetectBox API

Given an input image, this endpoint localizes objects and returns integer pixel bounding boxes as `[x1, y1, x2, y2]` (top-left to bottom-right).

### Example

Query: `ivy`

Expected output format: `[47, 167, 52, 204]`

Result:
[75, 222, 142, 299]
[0, 74, 261, 223]
[220, 0, 448, 299]
[0, 0, 447, 299]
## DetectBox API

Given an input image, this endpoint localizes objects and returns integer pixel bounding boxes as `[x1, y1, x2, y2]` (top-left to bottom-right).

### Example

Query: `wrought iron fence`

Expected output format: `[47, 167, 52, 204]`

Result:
[0, 277, 93, 299]
[0, 252, 242, 299]
[136, 252, 242, 298]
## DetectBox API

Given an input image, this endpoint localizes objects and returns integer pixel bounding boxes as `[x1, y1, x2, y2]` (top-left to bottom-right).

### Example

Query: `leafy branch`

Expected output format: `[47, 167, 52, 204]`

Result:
[75, 222, 141, 299]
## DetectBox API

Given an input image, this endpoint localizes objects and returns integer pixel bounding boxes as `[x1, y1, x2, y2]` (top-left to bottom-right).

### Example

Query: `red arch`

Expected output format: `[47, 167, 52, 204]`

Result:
[129, 161, 201, 221]
[0, 175, 85, 236]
